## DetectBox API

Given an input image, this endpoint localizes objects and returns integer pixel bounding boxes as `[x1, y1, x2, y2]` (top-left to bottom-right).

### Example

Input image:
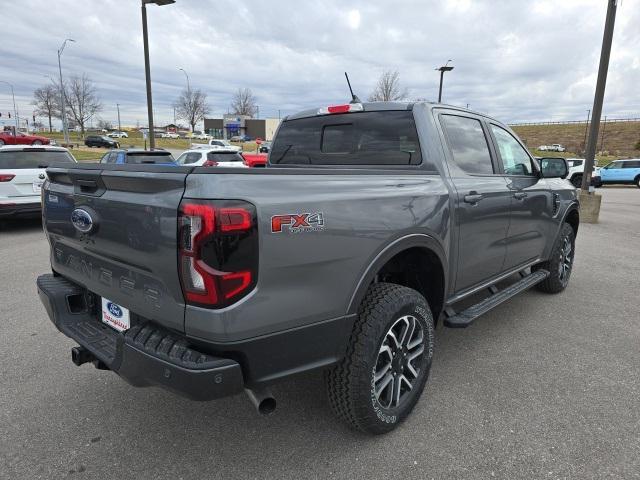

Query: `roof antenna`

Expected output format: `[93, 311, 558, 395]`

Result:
[344, 72, 361, 104]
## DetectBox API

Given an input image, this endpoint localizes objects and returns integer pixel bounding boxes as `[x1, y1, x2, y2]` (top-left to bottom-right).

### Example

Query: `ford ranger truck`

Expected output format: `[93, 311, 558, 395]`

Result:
[37, 102, 579, 434]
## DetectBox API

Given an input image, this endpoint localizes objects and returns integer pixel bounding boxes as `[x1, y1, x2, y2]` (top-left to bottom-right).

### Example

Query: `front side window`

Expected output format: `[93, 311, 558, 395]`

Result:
[490, 125, 534, 176]
[604, 162, 622, 170]
[441, 115, 494, 175]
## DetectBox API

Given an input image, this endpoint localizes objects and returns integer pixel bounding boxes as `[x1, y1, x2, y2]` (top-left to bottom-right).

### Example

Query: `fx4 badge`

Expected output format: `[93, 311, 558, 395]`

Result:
[271, 213, 325, 233]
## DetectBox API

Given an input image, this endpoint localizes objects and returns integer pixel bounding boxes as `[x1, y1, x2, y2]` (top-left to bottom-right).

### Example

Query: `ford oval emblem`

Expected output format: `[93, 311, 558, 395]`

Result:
[107, 302, 123, 318]
[71, 208, 94, 233]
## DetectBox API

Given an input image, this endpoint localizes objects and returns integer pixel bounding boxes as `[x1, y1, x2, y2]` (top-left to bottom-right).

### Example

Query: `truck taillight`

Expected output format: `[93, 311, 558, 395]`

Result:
[178, 200, 258, 308]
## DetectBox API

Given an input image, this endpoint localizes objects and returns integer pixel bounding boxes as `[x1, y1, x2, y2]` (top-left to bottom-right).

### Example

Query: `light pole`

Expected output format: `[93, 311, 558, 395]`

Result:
[435, 60, 454, 103]
[0, 80, 18, 132]
[57, 38, 74, 145]
[116, 103, 122, 132]
[142, 0, 176, 150]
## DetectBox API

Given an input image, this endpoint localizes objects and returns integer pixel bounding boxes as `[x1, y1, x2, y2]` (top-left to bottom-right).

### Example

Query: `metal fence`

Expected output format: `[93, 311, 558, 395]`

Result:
[509, 117, 640, 127]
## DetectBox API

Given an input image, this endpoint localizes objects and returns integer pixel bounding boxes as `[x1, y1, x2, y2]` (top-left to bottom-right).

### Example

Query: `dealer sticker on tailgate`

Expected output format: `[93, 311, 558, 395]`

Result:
[101, 298, 130, 332]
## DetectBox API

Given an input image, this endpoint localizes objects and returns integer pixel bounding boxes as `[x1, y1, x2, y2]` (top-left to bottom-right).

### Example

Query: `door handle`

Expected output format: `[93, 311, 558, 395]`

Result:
[513, 192, 528, 200]
[463, 193, 484, 204]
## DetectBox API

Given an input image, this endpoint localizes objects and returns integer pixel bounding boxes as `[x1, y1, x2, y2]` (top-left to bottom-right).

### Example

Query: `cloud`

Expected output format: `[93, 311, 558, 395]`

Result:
[0, 0, 638, 127]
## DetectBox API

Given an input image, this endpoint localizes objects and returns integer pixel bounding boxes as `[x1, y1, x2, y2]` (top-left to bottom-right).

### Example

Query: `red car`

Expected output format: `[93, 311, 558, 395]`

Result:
[0, 131, 51, 146]
[241, 153, 267, 168]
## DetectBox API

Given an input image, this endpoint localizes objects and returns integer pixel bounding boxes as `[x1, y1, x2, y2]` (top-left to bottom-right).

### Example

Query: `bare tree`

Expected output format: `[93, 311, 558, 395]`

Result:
[174, 88, 210, 132]
[64, 74, 102, 137]
[230, 88, 257, 117]
[32, 84, 58, 132]
[97, 118, 113, 130]
[368, 70, 409, 102]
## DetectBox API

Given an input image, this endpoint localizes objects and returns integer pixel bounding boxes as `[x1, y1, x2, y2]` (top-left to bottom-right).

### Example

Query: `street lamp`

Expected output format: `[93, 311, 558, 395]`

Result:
[58, 38, 74, 145]
[142, 0, 176, 150]
[435, 59, 454, 103]
[0, 80, 18, 132]
[178, 67, 190, 92]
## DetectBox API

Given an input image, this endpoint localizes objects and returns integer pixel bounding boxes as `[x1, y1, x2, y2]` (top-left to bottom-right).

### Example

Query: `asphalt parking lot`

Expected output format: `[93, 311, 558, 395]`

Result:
[1, 188, 638, 480]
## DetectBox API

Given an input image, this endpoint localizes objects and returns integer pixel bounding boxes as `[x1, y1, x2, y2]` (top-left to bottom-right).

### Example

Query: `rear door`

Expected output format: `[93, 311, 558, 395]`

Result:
[437, 112, 511, 292]
[43, 164, 191, 332]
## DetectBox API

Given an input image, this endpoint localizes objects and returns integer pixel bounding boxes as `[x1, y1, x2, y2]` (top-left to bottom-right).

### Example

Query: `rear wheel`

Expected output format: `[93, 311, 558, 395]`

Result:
[635, 176, 640, 189]
[31, 140, 43, 145]
[571, 174, 583, 189]
[534, 223, 575, 293]
[325, 283, 434, 434]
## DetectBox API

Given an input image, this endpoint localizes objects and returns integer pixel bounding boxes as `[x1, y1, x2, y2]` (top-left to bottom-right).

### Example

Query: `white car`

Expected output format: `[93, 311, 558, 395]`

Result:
[161, 132, 180, 139]
[191, 131, 211, 140]
[538, 144, 565, 152]
[192, 139, 242, 152]
[175, 148, 247, 168]
[0, 145, 76, 217]
[107, 131, 129, 138]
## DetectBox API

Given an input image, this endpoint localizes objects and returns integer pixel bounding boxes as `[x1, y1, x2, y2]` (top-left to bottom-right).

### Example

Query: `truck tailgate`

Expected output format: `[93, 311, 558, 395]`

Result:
[43, 165, 191, 333]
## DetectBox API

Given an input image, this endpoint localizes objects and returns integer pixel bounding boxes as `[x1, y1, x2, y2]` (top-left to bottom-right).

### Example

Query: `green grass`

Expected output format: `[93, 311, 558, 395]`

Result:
[529, 149, 619, 165]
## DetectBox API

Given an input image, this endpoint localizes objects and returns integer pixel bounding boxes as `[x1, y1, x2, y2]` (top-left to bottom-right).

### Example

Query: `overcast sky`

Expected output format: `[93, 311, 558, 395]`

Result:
[1, 0, 638, 128]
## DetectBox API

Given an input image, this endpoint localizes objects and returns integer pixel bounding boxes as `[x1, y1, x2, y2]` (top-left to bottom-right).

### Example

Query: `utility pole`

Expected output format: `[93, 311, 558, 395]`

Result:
[256, 105, 259, 119]
[435, 60, 454, 103]
[581, 0, 617, 191]
[583, 109, 591, 151]
[599, 115, 607, 152]
[0, 81, 18, 132]
[117, 103, 121, 132]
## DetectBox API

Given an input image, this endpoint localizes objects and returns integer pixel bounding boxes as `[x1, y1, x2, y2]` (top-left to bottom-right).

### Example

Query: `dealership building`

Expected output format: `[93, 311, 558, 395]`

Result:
[203, 115, 281, 140]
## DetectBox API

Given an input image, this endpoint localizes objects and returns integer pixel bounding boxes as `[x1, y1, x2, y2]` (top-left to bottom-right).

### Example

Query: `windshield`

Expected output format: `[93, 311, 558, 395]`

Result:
[0, 150, 75, 168]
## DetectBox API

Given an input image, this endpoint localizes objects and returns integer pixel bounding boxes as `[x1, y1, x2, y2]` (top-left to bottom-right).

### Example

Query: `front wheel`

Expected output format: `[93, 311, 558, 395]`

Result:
[325, 283, 435, 434]
[534, 223, 575, 293]
[0, 139, 5, 146]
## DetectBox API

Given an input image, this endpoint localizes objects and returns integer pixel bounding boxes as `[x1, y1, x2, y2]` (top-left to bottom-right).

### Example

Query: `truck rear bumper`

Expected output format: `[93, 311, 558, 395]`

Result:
[36, 273, 244, 401]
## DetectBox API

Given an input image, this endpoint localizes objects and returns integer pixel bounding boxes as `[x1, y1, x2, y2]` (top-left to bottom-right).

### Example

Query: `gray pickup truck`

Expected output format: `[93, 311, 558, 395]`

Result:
[37, 101, 579, 434]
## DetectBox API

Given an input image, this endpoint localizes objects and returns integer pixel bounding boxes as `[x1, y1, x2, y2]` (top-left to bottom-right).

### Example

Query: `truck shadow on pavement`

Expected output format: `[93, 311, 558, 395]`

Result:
[0, 217, 42, 233]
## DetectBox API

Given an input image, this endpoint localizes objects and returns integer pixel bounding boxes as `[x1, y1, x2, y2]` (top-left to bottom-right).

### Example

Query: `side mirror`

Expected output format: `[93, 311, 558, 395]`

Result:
[539, 157, 568, 179]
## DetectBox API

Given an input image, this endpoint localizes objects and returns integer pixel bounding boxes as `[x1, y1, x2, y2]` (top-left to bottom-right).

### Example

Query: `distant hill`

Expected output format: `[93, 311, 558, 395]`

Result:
[511, 121, 640, 158]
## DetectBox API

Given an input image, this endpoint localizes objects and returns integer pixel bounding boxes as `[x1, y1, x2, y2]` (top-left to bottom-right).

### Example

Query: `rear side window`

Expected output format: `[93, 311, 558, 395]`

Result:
[440, 115, 493, 175]
[0, 151, 75, 168]
[622, 161, 640, 168]
[270, 111, 427, 167]
[176, 152, 202, 165]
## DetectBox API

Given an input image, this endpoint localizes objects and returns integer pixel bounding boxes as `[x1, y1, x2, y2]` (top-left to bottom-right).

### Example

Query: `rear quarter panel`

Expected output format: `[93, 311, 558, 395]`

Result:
[183, 169, 450, 342]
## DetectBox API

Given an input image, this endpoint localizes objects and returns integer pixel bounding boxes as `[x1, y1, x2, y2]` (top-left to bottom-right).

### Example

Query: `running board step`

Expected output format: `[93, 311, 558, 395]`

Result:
[444, 269, 549, 328]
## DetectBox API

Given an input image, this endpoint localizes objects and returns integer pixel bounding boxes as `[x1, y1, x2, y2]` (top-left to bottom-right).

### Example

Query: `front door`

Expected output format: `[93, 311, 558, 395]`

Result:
[438, 113, 512, 292]
[488, 123, 553, 270]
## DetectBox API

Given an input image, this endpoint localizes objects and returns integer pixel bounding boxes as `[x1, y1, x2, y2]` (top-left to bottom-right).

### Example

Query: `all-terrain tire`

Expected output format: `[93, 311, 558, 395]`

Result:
[325, 282, 435, 434]
[534, 223, 575, 293]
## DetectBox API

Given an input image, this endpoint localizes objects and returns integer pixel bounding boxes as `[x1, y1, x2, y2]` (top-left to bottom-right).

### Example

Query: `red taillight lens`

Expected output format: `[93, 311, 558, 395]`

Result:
[202, 160, 218, 167]
[0, 174, 15, 182]
[178, 200, 257, 308]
